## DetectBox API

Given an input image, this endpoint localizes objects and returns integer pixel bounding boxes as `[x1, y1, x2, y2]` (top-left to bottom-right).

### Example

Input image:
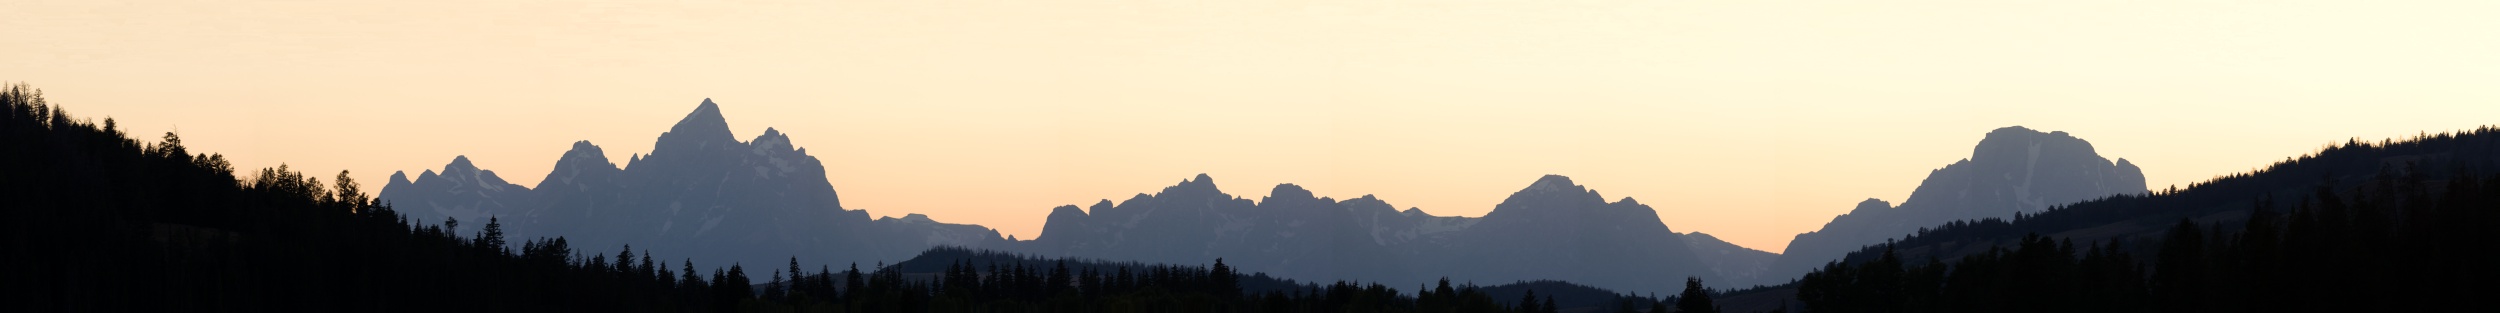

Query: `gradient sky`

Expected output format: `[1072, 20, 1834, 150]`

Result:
[9, 0, 2498, 253]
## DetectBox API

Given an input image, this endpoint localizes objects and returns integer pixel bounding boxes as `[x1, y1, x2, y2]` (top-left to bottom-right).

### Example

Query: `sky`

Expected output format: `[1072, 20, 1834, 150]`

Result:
[7, 0, 2498, 253]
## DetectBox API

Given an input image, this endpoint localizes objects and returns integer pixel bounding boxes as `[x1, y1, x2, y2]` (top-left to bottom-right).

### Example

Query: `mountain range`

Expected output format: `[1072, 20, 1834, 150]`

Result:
[23, 83, 2487, 313]
[1012, 173, 1751, 295]
[379, 99, 1004, 270]
[378, 100, 2146, 295]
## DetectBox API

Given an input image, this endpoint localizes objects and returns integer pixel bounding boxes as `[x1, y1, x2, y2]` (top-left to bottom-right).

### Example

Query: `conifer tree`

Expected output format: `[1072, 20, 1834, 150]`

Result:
[1677, 277, 1718, 313]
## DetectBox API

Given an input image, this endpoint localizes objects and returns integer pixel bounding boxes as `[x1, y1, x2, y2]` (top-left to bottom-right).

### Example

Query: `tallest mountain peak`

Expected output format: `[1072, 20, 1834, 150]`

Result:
[680, 99, 726, 129]
[654, 98, 738, 153]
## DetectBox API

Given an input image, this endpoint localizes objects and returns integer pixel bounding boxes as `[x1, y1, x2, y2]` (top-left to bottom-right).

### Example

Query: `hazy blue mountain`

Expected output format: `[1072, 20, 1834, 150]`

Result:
[1021, 174, 1723, 296]
[381, 100, 1769, 295]
[1025, 175, 1406, 284]
[1682, 232, 1776, 287]
[1762, 126, 2146, 285]
[378, 155, 539, 229]
[1420, 175, 1714, 295]
[381, 99, 1006, 269]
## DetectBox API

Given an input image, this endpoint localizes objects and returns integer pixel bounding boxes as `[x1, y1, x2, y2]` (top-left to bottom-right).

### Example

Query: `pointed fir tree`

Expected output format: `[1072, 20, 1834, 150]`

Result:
[1677, 277, 1718, 313]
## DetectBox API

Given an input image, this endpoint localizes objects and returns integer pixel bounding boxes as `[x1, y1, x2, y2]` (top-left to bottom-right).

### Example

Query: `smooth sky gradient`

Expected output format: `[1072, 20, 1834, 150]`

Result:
[9, 0, 2498, 253]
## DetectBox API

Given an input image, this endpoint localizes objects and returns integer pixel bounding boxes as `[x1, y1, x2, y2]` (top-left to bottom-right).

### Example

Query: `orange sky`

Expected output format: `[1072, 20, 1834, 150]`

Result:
[8, 0, 2498, 253]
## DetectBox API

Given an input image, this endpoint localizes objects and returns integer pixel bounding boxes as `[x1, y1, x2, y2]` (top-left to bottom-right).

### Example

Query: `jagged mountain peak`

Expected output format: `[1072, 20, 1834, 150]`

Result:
[1049, 204, 1087, 217]
[1161, 173, 1222, 195]
[540, 140, 621, 190]
[444, 155, 478, 173]
[1496, 175, 1604, 209]
[751, 127, 795, 154]
[555, 141, 613, 167]
[689, 98, 722, 122]
[427, 155, 519, 190]
[654, 99, 739, 153]
[1525, 174, 1578, 192]
[563, 140, 604, 156]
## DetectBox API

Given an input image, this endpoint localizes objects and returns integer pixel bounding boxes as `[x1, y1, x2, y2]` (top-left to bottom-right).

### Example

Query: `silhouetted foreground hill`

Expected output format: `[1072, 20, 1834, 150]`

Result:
[1784, 128, 2500, 312]
[884, 247, 1670, 312]
[0, 84, 1727, 312]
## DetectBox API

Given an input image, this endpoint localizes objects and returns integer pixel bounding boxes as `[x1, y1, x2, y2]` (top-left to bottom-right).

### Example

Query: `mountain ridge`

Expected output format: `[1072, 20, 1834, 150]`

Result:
[380, 103, 2157, 295]
[1760, 126, 2148, 286]
[381, 99, 1005, 270]
[1010, 172, 1732, 296]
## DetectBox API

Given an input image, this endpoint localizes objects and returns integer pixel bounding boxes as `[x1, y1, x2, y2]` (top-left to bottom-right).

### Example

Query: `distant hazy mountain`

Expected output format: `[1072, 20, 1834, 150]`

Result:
[378, 156, 538, 229]
[1422, 175, 1714, 295]
[1023, 175, 1411, 285]
[1762, 126, 2146, 285]
[1020, 174, 1728, 296]
[381, 99, 1006, 269]
[379, 100, 1774, 295]
[1682, 232, 1776, 287]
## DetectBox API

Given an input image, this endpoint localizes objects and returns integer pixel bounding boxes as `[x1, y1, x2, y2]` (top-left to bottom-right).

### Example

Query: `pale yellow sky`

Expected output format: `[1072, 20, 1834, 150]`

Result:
[8, 0, 2497, 252]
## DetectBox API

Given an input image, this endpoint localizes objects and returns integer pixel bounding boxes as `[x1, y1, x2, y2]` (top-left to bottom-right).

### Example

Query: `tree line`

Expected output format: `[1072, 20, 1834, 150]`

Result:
[1795, 158, 2499, 313]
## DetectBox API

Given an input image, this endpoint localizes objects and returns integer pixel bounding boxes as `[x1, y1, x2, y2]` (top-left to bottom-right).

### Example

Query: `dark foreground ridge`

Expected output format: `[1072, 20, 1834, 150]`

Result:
[1743, 127, 2500, 312]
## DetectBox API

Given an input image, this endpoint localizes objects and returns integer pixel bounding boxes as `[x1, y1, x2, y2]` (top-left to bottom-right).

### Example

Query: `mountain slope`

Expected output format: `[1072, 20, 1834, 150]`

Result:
[1764, 126, 2146, 285]
[1785, 128, 2500, 313]
[1683, 232, 1777, 286]
[1831, 128, 2500, 270]
[1424, 175, 1714, 295]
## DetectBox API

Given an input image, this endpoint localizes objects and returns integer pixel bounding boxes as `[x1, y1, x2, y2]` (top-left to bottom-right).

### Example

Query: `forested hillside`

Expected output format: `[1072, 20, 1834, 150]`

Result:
[0, 83, 731, 311]
[1793, 128, 2500, 313]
